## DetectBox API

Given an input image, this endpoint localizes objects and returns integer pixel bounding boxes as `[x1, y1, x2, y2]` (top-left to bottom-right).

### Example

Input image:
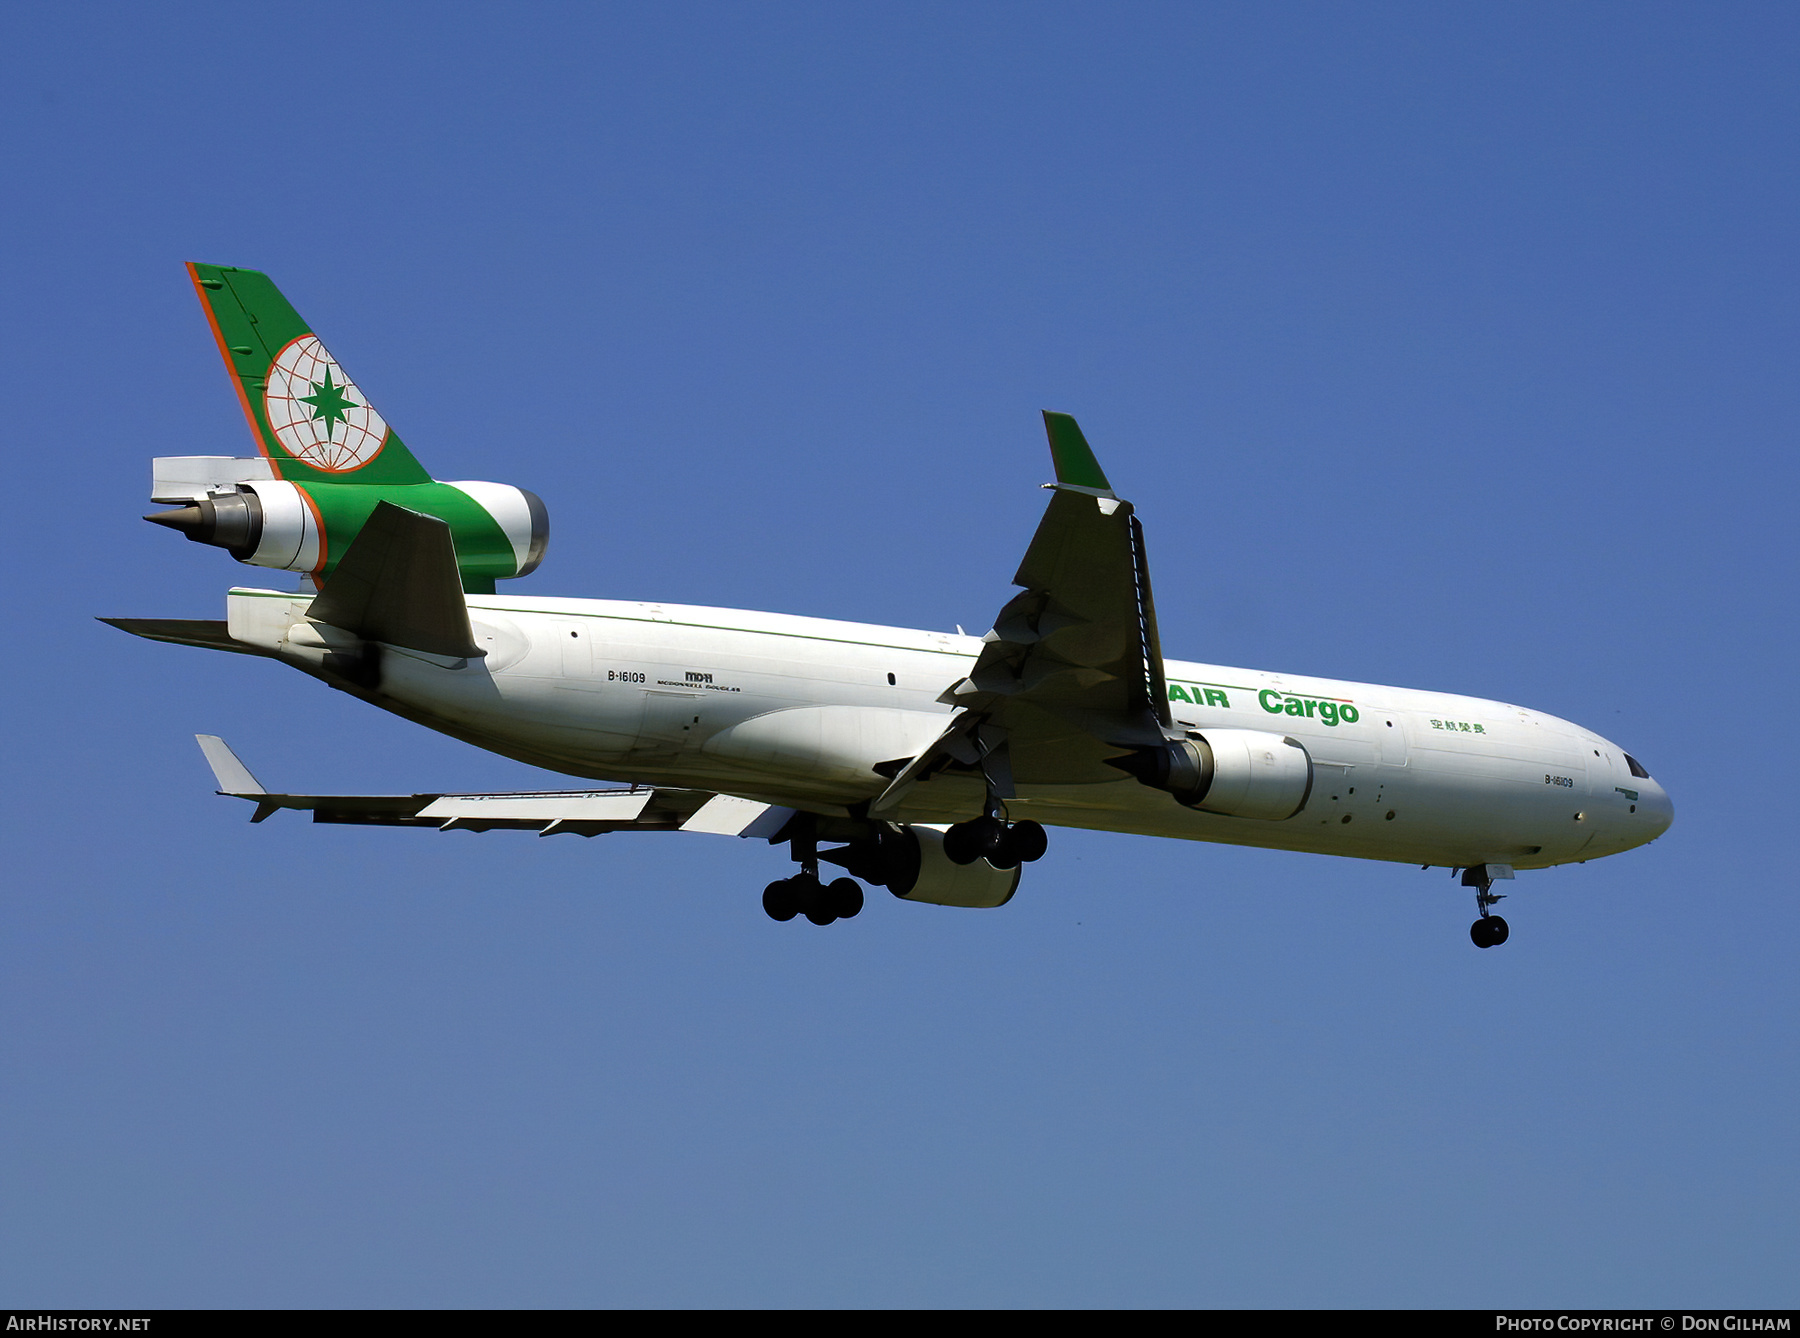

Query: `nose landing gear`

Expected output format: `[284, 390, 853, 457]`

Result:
[1462, 864, 1513, 948]
[1470, 912, 1509, 948]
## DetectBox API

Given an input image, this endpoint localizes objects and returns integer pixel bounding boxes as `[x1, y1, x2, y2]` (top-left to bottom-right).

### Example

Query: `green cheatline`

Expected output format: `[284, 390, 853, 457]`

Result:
[300, 369, 359, 440]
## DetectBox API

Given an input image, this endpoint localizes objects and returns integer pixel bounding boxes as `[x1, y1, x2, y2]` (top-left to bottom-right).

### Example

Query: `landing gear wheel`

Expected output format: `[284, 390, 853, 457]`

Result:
[943, 817, 1000, 867]
[826, 877, 864, 920]
[1008, 820, 1048, 864]
[763, 879, 798, 922]
[779, 872, 831, 925]
[1462, 865, 1512, 948]
[945, 815, 1010, 866]
[1470, 915, 1510, 948]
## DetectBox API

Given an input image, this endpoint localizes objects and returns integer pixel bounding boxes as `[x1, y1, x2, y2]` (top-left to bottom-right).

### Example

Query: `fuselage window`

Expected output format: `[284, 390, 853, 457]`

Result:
[1625, 754, 1651, 779]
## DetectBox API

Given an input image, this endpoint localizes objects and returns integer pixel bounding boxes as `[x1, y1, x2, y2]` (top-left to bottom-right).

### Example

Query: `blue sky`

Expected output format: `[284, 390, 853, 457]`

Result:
[2, 1, 1795, 1307]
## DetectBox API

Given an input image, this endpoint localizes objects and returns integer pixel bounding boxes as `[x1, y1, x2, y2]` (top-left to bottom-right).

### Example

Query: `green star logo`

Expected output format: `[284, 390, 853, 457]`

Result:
[299, 369, 359, 440]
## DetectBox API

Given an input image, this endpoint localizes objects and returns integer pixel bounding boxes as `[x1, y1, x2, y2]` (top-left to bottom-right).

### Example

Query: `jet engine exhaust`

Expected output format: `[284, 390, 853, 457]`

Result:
[145, 491, 263, 558]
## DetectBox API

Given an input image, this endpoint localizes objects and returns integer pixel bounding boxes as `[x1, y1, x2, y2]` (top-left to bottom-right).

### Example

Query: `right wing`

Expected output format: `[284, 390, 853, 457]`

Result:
[194, 735, 794, 839]
[872, 412, 1171, 819]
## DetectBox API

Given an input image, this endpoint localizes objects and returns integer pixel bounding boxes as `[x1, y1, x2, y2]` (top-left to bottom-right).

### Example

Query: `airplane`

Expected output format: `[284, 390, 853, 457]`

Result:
[106, 264, 1673, 948]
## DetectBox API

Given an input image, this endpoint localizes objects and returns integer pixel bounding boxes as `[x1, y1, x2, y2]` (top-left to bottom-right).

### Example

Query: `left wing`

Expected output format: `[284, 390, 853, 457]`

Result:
[194, 735, 794, 839]
[873, 412, 1170, 818]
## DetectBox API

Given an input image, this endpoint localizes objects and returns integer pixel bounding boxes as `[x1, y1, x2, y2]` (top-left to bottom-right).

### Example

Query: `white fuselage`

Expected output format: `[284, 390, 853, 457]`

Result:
[230, 588, 1674, 871]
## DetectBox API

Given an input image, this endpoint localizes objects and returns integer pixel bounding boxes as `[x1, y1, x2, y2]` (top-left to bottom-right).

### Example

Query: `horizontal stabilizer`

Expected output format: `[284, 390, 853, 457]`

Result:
[99, 618, 273, 658]
[306, 501, 482, 659]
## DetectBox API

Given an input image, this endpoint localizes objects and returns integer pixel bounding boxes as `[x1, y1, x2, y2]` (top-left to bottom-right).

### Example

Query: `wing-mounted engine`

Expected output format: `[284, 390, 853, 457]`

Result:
[1113, 727, 1314, 820]
[825, 824, 1021, 908]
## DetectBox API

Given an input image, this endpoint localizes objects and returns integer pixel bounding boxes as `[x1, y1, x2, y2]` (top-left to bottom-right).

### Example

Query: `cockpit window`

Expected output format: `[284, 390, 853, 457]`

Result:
[1625, 754, 1651, 780]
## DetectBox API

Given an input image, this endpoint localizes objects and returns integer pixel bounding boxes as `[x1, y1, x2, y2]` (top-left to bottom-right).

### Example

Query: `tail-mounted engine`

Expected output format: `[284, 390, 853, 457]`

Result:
[146, 457, 547, 590]
[1113, 727, 1313, 821]
[152, 266, 549, 590]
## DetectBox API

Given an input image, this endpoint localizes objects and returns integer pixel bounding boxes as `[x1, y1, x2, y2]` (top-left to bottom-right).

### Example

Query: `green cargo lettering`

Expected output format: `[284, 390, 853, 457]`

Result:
[1169, 684, 1230, 708]
[1260, 688, 1359, 727]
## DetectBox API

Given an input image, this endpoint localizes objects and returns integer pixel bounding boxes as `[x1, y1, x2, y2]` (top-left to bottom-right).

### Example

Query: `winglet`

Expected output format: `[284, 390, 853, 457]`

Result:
[196, 735, 265, 795]
[1042, 412, 1115, 496]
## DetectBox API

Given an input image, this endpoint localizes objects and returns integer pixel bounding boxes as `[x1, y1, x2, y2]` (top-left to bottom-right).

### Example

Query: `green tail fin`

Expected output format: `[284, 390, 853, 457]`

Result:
[187, 263, 431, 486]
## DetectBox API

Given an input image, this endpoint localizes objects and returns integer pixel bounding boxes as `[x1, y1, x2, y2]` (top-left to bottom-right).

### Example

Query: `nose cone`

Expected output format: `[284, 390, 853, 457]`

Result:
[1641, 778, 1674, 840]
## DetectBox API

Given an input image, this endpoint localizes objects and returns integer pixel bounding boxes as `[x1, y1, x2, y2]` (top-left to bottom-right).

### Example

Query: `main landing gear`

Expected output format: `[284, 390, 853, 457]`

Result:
[759, 804, 1050, 924]
[1462, 865, 1510, 949]
[941, 813, 1048, 870]
[762, 817, 865, 926]
[763, 874, 864, 926]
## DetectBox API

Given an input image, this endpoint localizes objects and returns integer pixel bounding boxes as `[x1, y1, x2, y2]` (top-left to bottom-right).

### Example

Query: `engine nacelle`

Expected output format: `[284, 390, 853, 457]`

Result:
[1118, 727, 1313, 821]
[155, 480, 318, 571]
[147, 463, 548, 586]
[846, 825, 1020, 908]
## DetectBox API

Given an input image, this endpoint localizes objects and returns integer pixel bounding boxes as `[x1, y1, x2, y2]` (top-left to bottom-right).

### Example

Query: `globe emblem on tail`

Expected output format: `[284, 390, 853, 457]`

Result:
[263, 335, 388, 471]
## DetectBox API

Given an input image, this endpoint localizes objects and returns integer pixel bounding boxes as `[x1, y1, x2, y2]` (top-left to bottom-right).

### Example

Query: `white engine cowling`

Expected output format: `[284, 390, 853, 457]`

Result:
[145, 472, 549, 580]
[143, 479, 323, 570]
[1124, 727, 1313, 820]
[442, 480, 550, 578]
[1190, 728, 1313, 820]
[233, 480, 320, 571]
[884, 826, 1020, 908]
